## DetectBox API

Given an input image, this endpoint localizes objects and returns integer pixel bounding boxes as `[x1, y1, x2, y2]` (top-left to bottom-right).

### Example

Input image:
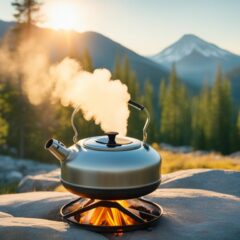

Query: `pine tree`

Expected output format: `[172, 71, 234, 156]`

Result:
[0, 117, 8, 145]
[81, 49, 93, 72]
[123, 56, 131, 85]
[159, 79, 166, 108]
[112, 55, 144, 138]
[142, 80, 155, 141]
[160, 68, 174, 143]
[219, 78, 232, 153]
[178, 84, 191, 144]
[112, 55, 123, 80]
[12, 0, 41, 32]
[10, 0, 42, 157]
[235, 111, 240, 149]
[209, 67, 222, 149]
[209, 67, 232, 153]
[191, 85, 211, 149]
[0, 83, 9, 145]
[160, 65, 189, 145]
[157, 79, 166, 141]
[190, 67, 233, 154]
[123, 56, 144, 139]
[230, 109, 240, 153]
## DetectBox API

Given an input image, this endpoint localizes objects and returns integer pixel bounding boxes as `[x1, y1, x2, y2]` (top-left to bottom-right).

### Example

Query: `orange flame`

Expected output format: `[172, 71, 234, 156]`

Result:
[79, 200, 136, 226]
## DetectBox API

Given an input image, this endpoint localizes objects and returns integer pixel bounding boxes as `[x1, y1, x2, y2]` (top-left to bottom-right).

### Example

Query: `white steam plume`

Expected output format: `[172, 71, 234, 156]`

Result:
[0, 38, 131, 135]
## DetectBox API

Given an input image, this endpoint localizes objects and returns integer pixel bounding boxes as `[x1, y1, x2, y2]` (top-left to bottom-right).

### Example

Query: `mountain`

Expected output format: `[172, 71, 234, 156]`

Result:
[151, 34, 240, 86]
[0, 20, 168, 97]
[0, 20, 14, 37]
[71, 31, 168, 89]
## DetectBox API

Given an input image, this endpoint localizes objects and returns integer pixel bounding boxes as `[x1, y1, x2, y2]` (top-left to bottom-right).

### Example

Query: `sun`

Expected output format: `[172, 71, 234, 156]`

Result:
[43, 0, 83, 31]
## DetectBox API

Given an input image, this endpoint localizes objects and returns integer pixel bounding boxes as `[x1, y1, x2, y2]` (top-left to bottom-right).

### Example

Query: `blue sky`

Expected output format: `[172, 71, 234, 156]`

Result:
[1, 0, 240, 55]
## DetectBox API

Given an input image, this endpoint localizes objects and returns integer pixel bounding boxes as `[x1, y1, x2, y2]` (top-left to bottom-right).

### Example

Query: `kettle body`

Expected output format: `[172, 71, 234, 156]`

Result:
[45, 100, 162, 200]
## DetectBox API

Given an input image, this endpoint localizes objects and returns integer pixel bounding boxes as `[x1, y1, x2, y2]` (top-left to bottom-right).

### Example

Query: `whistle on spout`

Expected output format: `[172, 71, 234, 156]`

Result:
[45, 139, 70, 162]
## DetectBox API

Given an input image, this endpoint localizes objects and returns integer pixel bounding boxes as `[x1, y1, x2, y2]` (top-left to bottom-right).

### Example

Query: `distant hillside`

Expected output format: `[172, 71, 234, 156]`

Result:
[0, 20, 168, 96]
[71, 31, 168, 89]
[151, 34, 240, 86]
[0, 20, 14, 37]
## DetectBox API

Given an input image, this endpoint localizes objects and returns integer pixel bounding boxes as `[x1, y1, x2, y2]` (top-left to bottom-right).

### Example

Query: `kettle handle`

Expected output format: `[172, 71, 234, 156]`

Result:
[128, 100, 150, 145]
[71, 100, 150, 144]
[71, 105, 81, 143]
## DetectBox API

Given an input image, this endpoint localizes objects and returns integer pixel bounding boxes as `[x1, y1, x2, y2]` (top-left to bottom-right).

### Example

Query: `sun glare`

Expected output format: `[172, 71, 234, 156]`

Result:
[44, 1, 83, 31]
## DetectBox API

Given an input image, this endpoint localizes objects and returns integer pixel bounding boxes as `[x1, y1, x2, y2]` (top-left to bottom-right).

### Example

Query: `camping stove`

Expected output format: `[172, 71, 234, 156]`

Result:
[60, 197, 162, 233]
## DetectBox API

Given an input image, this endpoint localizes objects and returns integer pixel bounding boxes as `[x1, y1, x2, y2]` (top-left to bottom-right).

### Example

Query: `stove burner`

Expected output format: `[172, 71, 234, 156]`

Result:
[60, 197, 163, 233]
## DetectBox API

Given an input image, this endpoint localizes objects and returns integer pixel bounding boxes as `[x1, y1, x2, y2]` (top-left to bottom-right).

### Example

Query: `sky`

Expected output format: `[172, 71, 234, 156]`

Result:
[1, 0, 240, 55]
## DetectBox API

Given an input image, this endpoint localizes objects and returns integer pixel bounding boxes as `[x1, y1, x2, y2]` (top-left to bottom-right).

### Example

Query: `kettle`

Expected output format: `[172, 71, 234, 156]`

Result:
[45, 100, 161, 200]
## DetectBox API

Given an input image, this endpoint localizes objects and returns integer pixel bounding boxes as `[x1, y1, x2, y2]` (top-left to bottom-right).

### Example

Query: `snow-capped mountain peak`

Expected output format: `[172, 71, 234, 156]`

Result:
[152, 34, 233, 64]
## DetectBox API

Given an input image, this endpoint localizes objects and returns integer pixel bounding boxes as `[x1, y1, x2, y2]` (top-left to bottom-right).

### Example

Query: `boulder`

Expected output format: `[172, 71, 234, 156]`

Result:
[0, 155, 57, 184]
[160, 143, 193, 153]
[0, 212, 13, 218]
[161, 169, 240, 197]
[18, 169, 61, 193]
[230, 151, 240, 158]
[5, 171, 23, 183]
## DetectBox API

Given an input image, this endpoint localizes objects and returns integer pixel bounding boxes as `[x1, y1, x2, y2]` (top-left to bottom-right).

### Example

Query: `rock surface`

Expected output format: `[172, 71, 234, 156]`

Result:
[0, 216, 106, 240]
[230, 151, 240, 158]
[160, 143, 193, 153]
[0, 155, 57, 184]
[0, 169, 240, 240]
[161, 169, 240, 197]
[18, 169, 61, 193]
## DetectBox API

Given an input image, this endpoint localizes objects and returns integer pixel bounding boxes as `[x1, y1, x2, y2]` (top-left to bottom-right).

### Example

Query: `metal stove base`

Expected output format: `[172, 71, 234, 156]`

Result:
[60, 197, 163, 233]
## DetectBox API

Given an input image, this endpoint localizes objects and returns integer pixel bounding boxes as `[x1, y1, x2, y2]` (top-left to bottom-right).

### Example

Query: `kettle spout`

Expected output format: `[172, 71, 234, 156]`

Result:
[45, 139, 70, 162]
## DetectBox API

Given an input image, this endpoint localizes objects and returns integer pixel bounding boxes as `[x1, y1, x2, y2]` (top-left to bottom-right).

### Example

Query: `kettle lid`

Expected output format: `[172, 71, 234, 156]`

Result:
[82, 132, 141, 151]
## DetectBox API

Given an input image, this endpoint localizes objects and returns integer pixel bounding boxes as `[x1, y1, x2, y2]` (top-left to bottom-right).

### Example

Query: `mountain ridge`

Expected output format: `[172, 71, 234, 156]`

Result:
[1, 20, 240, 92]
[0, 20, 168, 90]
[152, 34, 239, 64]
[0, 20, 15, 37]
[150, 34, 240, 86]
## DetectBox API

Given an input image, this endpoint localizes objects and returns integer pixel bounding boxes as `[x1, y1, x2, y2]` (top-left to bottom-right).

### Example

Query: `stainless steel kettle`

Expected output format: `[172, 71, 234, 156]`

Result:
[45, 100, 161, 200]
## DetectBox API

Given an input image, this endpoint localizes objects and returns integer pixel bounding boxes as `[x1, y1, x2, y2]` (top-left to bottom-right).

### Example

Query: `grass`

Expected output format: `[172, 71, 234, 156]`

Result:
[151, 144, 240, 174]
[161, 151, 240, 173]
[0, 182, 18, 194]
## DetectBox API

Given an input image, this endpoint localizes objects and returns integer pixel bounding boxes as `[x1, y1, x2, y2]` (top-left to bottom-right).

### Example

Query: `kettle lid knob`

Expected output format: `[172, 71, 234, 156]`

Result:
[106, 132, 118, 146]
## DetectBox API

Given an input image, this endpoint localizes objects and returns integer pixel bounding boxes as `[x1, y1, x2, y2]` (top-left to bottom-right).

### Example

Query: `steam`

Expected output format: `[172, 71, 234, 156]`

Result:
[0, 38, 130, 135]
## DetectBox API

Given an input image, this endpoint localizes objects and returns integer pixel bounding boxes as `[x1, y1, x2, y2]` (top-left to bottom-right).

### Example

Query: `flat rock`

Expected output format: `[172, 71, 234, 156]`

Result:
[0, 217, 107, 240]
[0, 169, 240, 240]
[161, 169, 240, 197]
[0, 188, 239, 238]
[18, 169, 61, 193]
[0, 192, 72, 221]
[0, 212, 13, 218]
[134, 189, 240, 240]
